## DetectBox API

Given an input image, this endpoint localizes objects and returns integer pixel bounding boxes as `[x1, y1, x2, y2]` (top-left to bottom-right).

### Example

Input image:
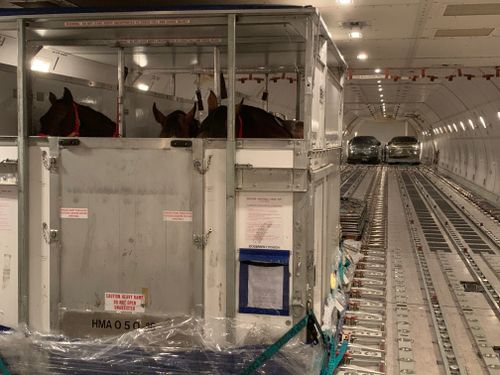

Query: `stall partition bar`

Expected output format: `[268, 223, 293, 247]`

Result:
[16, 18, 29, 325]
[213, 47, 220, 97]
[117, 47, 126, 137]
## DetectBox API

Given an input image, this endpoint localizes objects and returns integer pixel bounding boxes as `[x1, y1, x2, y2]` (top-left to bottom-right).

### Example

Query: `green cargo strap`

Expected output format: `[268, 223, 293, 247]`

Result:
[0, 355, 11, 375]
[239, 312, 312, 375]
[321, 339, 349, 375]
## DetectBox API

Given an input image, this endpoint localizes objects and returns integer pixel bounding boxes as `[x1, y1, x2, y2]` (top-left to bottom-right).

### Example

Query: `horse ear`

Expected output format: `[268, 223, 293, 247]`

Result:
[184, 102, 197, 125]
[62, 87, 73, 104]
[220, 72, 227, 99]
[152, 103, 166, 124]
[208, 90, 218, 113]
[49, 92, 57, 105]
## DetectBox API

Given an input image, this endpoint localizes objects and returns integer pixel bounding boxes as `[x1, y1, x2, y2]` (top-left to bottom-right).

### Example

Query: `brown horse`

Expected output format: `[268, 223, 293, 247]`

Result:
[152, 102, 199, 138]
[197, 91, 294, 138]
[39, 87, 118, 137]
[153, 91, 298, 139]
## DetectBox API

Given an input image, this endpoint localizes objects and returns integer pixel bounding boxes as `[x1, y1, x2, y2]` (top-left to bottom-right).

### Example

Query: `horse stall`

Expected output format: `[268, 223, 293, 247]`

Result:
[0, 6, 347, 374]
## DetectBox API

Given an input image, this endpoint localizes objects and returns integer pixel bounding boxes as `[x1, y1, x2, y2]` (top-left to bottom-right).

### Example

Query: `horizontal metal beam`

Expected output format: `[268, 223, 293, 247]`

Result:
[0, 8, 315, 22]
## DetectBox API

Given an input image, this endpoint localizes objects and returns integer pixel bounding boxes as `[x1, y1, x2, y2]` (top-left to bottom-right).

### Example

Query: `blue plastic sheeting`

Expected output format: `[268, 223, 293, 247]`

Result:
[0, 317, 321, 375]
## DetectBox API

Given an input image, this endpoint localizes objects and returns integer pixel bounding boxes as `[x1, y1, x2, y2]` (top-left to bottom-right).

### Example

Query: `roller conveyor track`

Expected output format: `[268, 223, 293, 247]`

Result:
[410, 171, 500, 315]
[339, 167, 388, 375]
[398, 169, 500, 374]
[414, 172, 499, 258]
[426, 168, 500, 224]
[341, 168, 366, 197]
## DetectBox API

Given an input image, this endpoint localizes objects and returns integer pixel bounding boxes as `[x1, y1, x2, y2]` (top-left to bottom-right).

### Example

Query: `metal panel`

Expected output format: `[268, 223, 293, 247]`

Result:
[43, 139, 203, 336]
[236, 167, 307, 192]
[0, 144, 18, 328]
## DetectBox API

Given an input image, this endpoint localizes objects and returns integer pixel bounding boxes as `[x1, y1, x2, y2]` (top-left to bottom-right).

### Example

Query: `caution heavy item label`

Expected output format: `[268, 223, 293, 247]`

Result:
[60, 207, 88, 219]
[104, 292, 145, 313]
[162, 210, 193, 222]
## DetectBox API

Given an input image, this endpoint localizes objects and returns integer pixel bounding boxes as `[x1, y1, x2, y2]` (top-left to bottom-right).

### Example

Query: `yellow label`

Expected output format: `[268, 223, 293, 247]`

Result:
[330, 273, 336, 289]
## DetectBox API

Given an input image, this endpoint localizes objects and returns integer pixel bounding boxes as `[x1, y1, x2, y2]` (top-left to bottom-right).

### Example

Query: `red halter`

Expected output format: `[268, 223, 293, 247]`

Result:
[66, 102, 81, 137]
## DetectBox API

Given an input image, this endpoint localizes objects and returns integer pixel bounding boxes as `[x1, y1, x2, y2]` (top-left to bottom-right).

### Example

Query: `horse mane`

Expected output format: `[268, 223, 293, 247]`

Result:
[199, 104, 293, 138]
[78, 104, 116, 126]
[77, 104, 117, 136]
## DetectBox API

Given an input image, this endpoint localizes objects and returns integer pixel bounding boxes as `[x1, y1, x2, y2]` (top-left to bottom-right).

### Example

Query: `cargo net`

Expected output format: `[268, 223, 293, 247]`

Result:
[0, 316, 322, 374]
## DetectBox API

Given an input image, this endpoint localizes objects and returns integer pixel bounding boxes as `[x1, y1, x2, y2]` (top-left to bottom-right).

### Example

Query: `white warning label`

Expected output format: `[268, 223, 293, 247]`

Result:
[163, 210, 192, 222]
[60, 207, 88, 219]
[64, 19, 191, 28]
[104, 292, 145, 313]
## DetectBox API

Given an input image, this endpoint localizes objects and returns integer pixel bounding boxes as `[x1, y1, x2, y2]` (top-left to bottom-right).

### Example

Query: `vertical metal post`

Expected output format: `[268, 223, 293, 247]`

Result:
[117, 47, 126, 137]
[213, 47, 220, 97]
[225, 14, 236, 318]
[17, 18, 29, 325]
[264, 74, 269, 112]
[295, 71, 301, 120]
[303, 17, 315, 147]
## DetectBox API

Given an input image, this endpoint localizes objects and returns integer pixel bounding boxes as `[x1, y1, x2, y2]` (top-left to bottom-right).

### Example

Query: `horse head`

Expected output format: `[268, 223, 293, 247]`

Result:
[197, 91, 243, 138]
[152, 102, 199, 138]
[39, 87, 78, 136]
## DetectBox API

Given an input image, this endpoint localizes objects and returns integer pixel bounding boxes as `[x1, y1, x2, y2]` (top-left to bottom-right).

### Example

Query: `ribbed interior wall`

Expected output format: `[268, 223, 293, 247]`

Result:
[344, 78, 500, 207]
[418, 79, 500, 206]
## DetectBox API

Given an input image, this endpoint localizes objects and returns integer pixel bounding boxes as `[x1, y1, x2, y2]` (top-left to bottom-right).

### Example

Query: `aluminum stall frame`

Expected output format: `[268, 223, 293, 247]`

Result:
[0, 7, 347, 343]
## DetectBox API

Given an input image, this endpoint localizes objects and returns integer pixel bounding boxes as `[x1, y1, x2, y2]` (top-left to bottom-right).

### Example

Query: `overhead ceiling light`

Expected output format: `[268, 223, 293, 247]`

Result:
[381, 99, 384, 102]
[378, 87, 382, 91]
[374, 68, 381, 73]
[380, 94, 384, 97]
[497, 111, 500, 120]
[349, 29, 363, 39]
[447, 124, 453, 132]
[337, 0, 353, 4]
[479, 116, 486, 128]
[460, 121, 466, 131]
[133, 53, 148, 68]
[357, 52, 368, 60]
[377, 80, 381, 83]
[137, 83, 150, 91]
[453, 123, 458, 132]
[31, 58, 50, 73]
[468, 119, 474, 129]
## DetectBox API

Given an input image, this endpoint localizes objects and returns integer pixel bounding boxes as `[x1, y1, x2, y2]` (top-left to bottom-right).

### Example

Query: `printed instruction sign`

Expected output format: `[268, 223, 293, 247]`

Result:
[60, 207, 88, 219]
[162, 210, 193, 222]
[104, 292, 145, 313]
[239, 193, 292, 250]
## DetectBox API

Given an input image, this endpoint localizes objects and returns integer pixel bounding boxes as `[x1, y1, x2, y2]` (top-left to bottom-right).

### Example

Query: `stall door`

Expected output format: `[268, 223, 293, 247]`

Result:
[55, 139, 203, 336]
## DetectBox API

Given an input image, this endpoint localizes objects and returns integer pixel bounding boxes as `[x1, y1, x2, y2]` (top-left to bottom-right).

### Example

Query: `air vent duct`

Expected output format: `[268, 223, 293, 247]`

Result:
[435, 28, 494, 37]
[444, 3, 500, 16]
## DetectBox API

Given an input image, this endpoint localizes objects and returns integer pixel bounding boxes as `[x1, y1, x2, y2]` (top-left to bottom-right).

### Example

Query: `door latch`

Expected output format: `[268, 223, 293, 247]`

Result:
[42, 222, 59, 244]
